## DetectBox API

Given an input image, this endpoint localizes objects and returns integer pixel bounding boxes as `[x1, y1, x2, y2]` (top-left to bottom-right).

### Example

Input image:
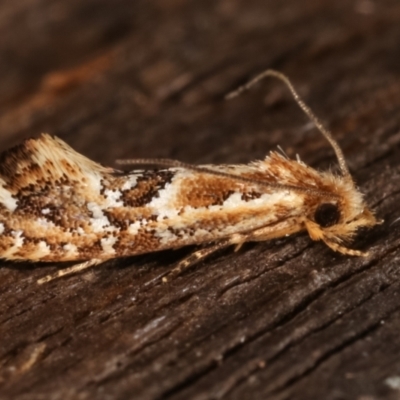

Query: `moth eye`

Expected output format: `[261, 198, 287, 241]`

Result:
[314, 203, 340, 228]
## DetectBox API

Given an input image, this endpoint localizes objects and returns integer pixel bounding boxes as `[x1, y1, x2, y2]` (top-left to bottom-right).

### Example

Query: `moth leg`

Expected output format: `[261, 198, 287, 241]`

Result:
[37, 259, 102, 284]
[323, 239, 367, 257]
[163, 232, 255, 282]
[234, 242, 244, 252]
[162, 224, 303, 282]
[162, 240, 232, 282]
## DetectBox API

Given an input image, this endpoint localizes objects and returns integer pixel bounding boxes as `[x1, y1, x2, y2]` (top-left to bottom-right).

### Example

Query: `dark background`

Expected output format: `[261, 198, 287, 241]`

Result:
[1, 1, 400, 399]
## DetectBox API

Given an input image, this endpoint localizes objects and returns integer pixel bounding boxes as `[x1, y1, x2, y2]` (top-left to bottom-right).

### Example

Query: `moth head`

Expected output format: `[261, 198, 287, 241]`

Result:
[304, 183, 379, 256]
[225, 69, 382, 256]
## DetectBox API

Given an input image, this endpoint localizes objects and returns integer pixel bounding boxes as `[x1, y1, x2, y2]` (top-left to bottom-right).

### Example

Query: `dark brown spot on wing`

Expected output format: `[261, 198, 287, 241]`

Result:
[119, 170, 174, 207]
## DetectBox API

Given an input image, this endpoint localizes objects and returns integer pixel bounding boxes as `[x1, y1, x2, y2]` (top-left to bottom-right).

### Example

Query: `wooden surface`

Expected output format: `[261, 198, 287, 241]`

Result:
[1, 1, 400, 399]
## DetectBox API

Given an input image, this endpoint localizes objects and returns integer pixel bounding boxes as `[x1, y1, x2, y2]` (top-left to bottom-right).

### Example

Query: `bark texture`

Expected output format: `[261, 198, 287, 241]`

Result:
[1, 1, 400, 399]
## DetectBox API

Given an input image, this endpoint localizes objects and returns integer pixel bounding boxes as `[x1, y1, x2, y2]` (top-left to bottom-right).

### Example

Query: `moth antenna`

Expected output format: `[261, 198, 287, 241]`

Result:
[226, 69, 352, 181]
[276, 145, 289, 160]
[116, 157, 339, 199]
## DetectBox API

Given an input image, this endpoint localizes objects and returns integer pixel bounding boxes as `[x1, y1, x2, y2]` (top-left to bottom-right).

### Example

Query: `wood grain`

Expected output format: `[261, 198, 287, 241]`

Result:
[1, 1, 400, 399]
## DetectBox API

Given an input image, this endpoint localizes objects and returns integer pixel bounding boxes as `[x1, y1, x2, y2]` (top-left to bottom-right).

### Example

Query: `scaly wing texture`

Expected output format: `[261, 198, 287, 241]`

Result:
[0, 134, 116, 260]
[0, 135, 347, 262]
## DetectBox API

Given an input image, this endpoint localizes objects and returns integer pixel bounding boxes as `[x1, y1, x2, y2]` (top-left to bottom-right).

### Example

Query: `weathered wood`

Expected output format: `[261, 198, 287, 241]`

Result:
[1, 1, 400, 399]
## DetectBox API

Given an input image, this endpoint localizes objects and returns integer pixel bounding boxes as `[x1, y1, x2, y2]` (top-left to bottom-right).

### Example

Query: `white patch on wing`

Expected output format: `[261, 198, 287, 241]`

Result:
[63, 243, 78, 257]
[154, 225, 178, 245]
[104, 189, 124, 208]
[0, 183, 18, 212]
[12, 230, 24, 248]
[192, 228, 211, 239]
[87, 202, 116, 233]
[222, 192, 242, 207]
[121, 175, 138, 191]
[0, 223, 4, 235]
[36, 217, 55, 228]
[128, 221, 141, 235]
[147, 170, 189, 221]
[37, 241, 51, 257]
[101, 236, 118, 255]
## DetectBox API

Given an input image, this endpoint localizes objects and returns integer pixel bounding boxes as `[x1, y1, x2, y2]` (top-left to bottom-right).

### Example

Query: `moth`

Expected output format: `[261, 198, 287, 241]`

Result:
[0, 70, 379, 284]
